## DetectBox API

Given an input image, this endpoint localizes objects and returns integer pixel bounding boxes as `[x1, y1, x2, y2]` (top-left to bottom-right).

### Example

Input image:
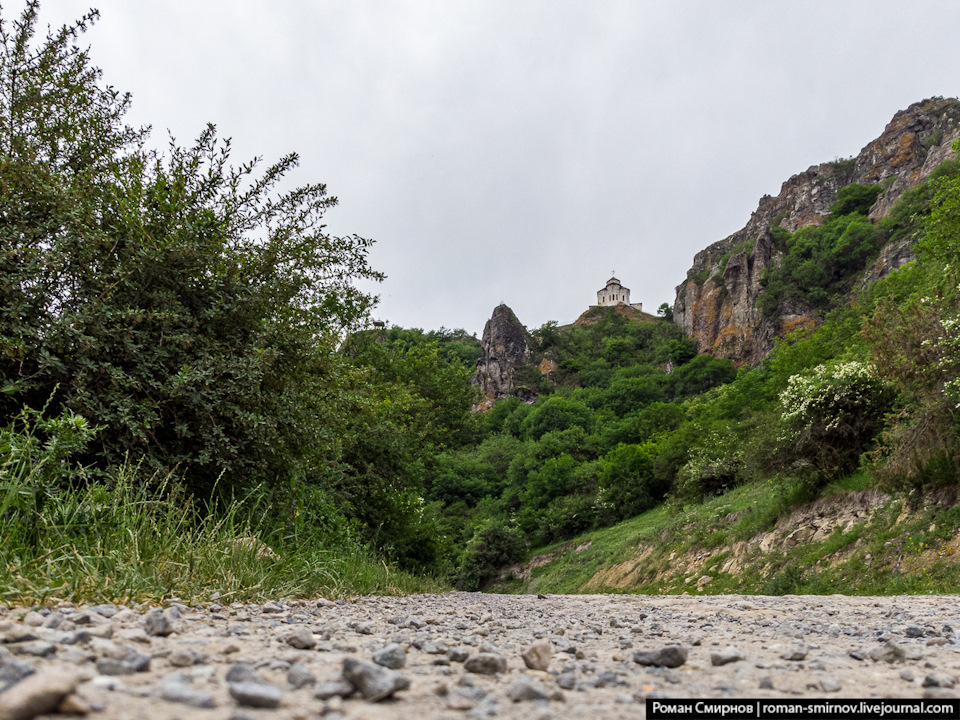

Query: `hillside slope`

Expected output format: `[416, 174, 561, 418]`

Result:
[674, 97, 960, 366]
[491, 479, 960, 597]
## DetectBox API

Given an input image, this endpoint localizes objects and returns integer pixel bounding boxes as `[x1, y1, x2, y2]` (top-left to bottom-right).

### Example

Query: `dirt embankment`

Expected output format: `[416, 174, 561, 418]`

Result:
[506, 489, 960, 594]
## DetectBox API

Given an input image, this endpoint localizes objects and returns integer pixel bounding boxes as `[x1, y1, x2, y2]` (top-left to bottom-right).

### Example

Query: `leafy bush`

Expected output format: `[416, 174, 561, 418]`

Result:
[593, 375, 665, 414]
[674, 427, 744, 502]
[665, 354, 737, 399]
[880, 159, 960, 245]
[596, 442, 668, 524]
[428, 452, 494, 506]
[667, 337, 698, 366]
[598, 401, 685, 452]
[921, 145, 960, 267]
[518, 453, 579, 528]
[368, 492, 450, 571]
[481, 397, 524, 435]
[533, 494, 596, 546]
[864, 273, 960, 489]
[520, 396, 593, 440]
[763, 564, 805, 595]
[757, 183, 885, 318]
[0, 5, 381, 494]
[774, 361, 892, 487]
[1, 403, 96, 546]
[829, 182, 882, 216]
[454, 518, 528, 591]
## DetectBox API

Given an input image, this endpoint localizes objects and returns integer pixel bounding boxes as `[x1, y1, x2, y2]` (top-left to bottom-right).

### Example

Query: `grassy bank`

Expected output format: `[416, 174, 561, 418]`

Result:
[489, 473, 960, 596]
[0, 466, 446, 606]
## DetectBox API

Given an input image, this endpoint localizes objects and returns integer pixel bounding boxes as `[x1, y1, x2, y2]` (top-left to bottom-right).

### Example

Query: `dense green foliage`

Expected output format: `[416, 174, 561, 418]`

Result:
[0, 407, 443, 603]
[414, 311, 742, 586]
[4, 4, 960, 602]
[0, 2, 467, 598]
[758, 183, 883, 314]
[862, 147, 960, 489]
[774, 360, 893, 487]
[423, 145, 960, 589]
[334, 327, 479, 568]
[0, 4, 382, 495]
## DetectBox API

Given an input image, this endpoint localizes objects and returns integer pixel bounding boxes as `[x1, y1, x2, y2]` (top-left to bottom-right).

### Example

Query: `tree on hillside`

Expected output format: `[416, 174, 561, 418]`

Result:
[0, 3, 382, 491]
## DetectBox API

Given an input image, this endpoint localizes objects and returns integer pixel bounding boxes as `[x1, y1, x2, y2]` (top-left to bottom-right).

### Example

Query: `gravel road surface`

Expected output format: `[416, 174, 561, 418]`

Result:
[1, 592, 958, 719]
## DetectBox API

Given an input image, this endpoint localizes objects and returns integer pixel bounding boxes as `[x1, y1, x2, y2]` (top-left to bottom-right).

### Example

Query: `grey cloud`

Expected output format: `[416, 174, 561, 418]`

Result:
[36, 0, 960, 334]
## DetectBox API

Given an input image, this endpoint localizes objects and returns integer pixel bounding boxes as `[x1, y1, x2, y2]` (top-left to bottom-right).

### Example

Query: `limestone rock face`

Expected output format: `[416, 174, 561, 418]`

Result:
[674, 97, 960, 366]
[471, 304, 536, 408]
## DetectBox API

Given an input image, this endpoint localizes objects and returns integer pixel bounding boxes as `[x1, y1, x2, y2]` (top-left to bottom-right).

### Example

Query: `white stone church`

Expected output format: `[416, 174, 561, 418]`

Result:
[594, 276, 642, 312]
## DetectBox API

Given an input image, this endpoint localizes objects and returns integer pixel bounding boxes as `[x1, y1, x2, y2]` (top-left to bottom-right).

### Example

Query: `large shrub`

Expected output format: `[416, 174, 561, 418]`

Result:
[775, 361, 891, 486]
[533, 493, 596, 546]
[596, 442, 667, 523]
[520, 396, 593, 440]
[674, 426, 744, 502]
[0, 5, 380, 493]
[453, 518, 528, 591]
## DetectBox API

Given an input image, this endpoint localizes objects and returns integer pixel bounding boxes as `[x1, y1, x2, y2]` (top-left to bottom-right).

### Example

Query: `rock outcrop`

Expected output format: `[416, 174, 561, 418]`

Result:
[674, 97, 960, 366]
[471, 304, 537, 409]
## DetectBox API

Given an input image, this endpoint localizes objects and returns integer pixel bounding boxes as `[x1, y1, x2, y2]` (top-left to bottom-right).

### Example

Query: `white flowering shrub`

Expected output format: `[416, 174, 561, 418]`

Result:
[776, 361, 891, 486]
[675, 428, 744, 502]
[934, 307, 960, 409]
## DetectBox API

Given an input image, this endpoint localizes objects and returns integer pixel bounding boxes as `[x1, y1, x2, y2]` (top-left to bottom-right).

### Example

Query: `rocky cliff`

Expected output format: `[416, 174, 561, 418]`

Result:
[674, 97, 960, 365]
[470, 304, 537, 408]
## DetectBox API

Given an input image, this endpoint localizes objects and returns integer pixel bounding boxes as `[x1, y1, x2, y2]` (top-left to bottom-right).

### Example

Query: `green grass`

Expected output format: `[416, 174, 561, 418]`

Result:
[0, 465, 446, 606]
[488, 473, 960, 597]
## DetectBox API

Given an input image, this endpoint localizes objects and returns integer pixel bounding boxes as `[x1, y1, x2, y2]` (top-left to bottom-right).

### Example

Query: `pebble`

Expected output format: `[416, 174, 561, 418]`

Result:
[90, 605, 119, 618]
[464, 652, 507, 675]
[780, 645, 808, 661]
[0, 668, 79, 720]
[869, 641, 907, 663]
[342, 657, 411, 701]
[314, 677, 355, 700]
[505, 677, 551, 702]
[57, 692, 91, 715]
[710, 646, 744, 666]
[446, 693, 476, 710]
[633, 645, 688, 668]
[142, 609, 174, 637]
[284, 626, 316, 650]
[224, 661, 284, 708]
[521, 640, 553, 671]
[0, 658, 34, 694]
[287, 663, 316, 689]
[168, 647, 204, 667]
[373, 643, 407, 670]
[8, 641, 55, 658]
[447, 647, 470, 663]
[922, 674, 956, 689]
[157, 674, 217, 708]
[228, 680, 282, 709]
[819, 676, 842, 693]
[225, 662, 264, 685]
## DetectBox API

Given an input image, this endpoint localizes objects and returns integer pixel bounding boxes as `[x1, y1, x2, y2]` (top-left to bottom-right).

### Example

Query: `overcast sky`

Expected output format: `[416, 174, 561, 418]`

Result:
[34, 1, 960, 336]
